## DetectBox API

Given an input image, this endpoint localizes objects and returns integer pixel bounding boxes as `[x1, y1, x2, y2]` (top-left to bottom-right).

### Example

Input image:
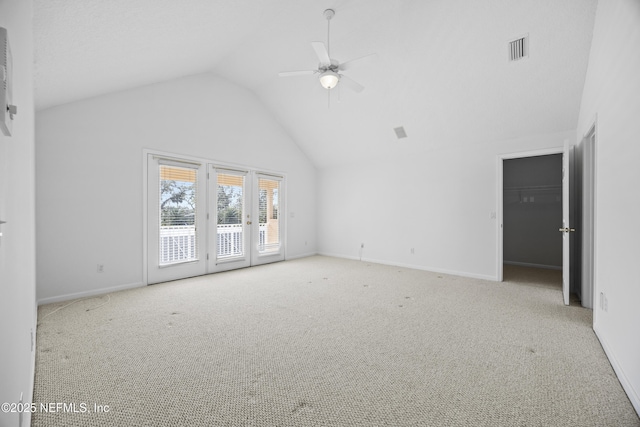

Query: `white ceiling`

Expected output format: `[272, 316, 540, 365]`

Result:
[34, 0, 598, 168]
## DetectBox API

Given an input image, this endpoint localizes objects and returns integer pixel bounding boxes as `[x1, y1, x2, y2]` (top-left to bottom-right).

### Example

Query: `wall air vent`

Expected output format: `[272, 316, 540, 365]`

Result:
[508, 35, 528, 62]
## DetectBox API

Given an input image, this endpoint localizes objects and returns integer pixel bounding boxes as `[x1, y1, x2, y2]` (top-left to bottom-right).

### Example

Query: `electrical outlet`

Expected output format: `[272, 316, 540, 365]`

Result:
[600, 292, 608, 312]
[600, 292, 603, 309]
[410, 248, 415, 254]
[97, 264, 104, 273]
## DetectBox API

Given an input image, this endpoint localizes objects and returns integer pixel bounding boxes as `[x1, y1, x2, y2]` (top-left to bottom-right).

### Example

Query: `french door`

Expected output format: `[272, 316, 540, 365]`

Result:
[147, 156, 207, 284]
[208, 166, 252, 273]
[252, 174, 285, 266]
[147, 155, 284, 284]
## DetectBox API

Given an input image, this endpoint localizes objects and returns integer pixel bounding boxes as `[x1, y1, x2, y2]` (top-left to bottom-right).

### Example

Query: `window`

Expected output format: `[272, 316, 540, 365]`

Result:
[159, 164, 198, 265]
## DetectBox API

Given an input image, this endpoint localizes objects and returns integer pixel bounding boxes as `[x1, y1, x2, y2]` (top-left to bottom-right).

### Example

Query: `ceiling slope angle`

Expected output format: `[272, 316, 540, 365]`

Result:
[33, 0, 278, 110]
[250, 1, 599, 168]
[33, 0, 599, 170]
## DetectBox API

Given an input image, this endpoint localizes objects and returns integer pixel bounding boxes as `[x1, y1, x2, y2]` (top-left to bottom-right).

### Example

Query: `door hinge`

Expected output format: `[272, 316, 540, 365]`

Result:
[206, 253, 209, 260]
[207, 172, 210, 179]
[207, 213, 209, 220]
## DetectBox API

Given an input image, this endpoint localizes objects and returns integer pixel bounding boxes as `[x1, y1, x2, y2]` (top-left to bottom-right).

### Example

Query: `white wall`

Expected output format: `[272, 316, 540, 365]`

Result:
[318, 130, 574, 280]
[0, 1, 37, 426]
[576, 0, 640, 415]
[36, 73, 317, 303]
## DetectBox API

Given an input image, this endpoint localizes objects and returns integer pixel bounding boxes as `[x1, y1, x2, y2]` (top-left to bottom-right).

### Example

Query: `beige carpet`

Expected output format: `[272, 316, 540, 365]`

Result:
[32, 256, 640, 426]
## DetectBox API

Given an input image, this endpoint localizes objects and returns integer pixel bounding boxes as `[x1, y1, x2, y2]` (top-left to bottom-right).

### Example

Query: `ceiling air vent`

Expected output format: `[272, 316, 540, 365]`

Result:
[508, 35, 528, 62]
[393, 126, 407, 139]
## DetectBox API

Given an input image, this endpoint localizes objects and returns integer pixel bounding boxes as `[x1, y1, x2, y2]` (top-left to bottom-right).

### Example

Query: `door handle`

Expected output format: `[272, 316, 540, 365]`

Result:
[559, 227, 576, 233]
[247, 221, 252, 225]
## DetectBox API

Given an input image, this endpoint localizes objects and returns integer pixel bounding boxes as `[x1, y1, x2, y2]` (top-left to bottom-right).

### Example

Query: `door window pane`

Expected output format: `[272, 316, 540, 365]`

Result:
[159, 165, 198, 265]
[217, 173, 244, 259]
[258, 178, 280, 253]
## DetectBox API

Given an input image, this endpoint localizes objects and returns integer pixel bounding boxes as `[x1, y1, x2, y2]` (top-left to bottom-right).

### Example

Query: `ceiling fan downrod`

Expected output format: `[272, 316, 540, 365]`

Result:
[324, 9, 335, 58]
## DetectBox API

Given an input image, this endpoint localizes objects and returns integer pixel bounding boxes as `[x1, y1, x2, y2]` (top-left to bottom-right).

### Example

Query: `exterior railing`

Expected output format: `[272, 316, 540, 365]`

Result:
[159, 224, 267, 264]
[217, 224, 243, 258]
[160, 225, 196, 265]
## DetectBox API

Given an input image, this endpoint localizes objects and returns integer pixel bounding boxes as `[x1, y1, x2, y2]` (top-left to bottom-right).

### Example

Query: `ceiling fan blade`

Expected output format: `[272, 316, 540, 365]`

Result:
[278, 70, 316, 77]
[339, 53, 378, 71]
[311, 41, 331, 66]
[340, 75, 365, 93]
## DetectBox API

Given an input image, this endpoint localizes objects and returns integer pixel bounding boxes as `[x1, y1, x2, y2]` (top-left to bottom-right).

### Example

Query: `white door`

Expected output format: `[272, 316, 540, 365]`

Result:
[560, 140, 575, 305]
[208, 166, 252, 273]
[147, 155, 207, 284]
[581, 130, 596, 309]
[251, 174, 285, 266]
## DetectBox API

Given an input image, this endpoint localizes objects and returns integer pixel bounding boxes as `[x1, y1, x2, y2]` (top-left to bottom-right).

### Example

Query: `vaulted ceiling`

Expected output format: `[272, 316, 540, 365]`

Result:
[34, 0, 598, 168]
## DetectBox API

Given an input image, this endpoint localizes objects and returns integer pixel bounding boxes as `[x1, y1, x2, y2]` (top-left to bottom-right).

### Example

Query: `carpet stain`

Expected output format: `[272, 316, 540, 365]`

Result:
[170, 311, 180, 315]
[291, 400, 313, 415]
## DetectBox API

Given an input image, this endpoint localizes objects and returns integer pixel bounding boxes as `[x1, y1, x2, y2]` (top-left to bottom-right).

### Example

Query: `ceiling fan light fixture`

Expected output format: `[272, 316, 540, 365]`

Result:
[319, 70, 340, 89]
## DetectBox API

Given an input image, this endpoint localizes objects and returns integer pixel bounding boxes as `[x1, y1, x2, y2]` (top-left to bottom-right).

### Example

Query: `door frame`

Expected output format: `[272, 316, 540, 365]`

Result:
[581, 122, 597, 310]
[143, 149, 287, 285]
[496, 147, 564, 282]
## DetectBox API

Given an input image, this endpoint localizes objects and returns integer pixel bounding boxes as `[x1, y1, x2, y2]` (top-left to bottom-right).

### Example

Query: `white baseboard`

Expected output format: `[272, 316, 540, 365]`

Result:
[594, 325, 640, 417]
[316, 252, 360, 261]
[286, 252, 318, 261]
[504, 261, 562, 270]
[37, 282, 145, 306]
[317, 252, 497, 281]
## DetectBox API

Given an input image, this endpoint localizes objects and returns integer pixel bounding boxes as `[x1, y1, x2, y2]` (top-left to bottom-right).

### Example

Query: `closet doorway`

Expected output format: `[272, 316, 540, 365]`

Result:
[503, 154, 563, 271]
[497, 147, 578, 305]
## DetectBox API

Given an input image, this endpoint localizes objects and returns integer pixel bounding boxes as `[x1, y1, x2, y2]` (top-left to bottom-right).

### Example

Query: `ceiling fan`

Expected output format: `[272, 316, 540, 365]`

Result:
[279, 9, 376, 95]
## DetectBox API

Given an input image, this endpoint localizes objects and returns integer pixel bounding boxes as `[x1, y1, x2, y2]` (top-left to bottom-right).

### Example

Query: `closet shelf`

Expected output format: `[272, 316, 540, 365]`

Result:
[503, 185, 561, 192]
